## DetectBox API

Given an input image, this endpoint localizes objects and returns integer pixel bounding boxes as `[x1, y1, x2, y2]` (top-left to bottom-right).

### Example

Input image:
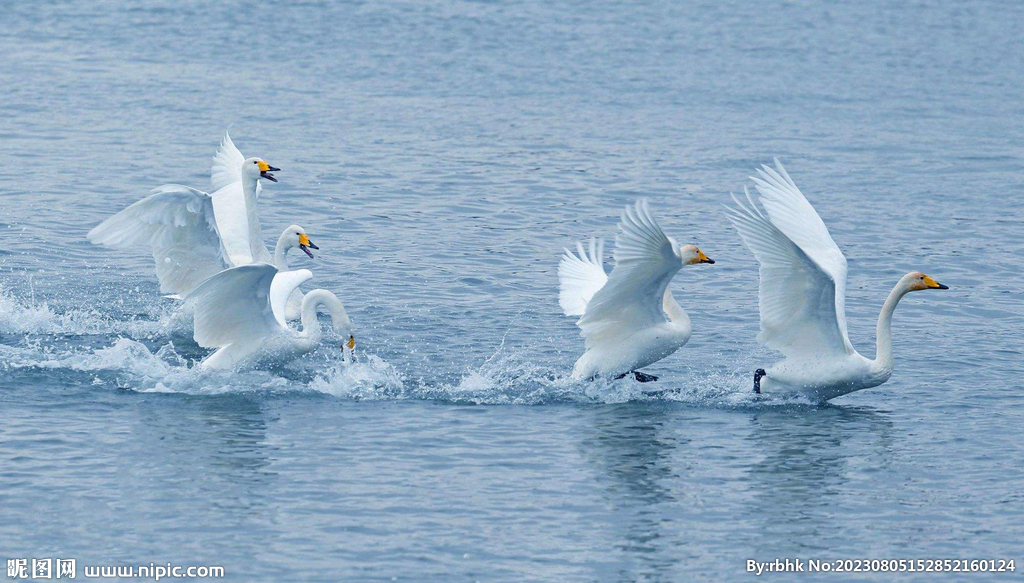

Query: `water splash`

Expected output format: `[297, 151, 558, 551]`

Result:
[0, 286, 164, 338]
[307, 354, 406, 398]
[0, 283, 820, 407]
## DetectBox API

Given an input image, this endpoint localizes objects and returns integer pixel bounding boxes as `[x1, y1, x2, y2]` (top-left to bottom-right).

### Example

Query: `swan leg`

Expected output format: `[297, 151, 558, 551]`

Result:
[753, 369, 766, 394]
[632, 371, 659, 383]
[612, 371, 658, 383]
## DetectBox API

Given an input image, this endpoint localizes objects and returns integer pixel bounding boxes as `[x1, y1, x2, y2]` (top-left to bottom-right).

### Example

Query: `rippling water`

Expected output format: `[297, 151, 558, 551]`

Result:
[2, 1, 1023, 581]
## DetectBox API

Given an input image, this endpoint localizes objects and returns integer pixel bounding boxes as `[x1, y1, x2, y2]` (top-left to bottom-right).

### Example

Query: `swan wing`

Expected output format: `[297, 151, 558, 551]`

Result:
[577, 199, 683, 349]
[752, 159, 848, 307]
[87, 184, 231, 296]
[186, 264, 284, 349]
[210, 131, 263, 198]
[269, 269, 314, 328]
[725, 180, 854, 359]
[558, 237, 608, 317]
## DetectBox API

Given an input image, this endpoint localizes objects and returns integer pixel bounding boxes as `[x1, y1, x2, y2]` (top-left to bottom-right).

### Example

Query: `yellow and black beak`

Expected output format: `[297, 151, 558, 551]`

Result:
[256, 160, 280, 182]
[298, 233, 319, 259]
[345, 335, 356, 350]
[697, 250, 715, 264]
[923, 275, 949, 290]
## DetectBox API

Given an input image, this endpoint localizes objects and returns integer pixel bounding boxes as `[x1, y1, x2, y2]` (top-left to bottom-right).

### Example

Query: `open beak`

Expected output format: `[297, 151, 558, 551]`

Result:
[257, 161, 280, 182]
[298, 234, 318, 258]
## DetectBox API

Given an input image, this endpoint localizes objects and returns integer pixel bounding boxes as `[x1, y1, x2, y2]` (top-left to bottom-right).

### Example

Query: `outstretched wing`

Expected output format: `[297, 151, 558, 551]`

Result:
[725, 161, 854, 359]
[577, 199, 683, 349]
[186, 264, 284, 349]
[87, 184, 231, 296]
[558, 237, 608, 317]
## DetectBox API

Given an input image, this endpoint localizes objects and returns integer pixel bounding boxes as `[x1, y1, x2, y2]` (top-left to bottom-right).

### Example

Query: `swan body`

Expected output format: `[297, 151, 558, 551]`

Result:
[186, 264, 354, 370]
[558, 199, 714, 381]
[726, 159, 948, 402]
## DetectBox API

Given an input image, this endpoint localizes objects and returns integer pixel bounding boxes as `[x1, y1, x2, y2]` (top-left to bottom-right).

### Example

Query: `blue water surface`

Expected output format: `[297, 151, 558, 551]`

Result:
[1, 1, 1023, 581]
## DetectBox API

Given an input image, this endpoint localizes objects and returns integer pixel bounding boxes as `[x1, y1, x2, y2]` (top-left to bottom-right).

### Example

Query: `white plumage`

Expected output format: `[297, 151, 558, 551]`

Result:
[726, 159, 948, 401]
[557, 237, 607, 317]
[87, 133, 309, 316]
[187, 264, 354, 370]
[87, 184, 231, 296]
[727, 162, 854, 360]
[208, 132, 272, 265]
[559, 199, 714, 381]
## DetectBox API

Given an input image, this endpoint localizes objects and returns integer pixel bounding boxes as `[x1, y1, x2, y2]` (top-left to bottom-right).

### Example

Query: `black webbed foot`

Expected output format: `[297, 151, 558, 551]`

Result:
[753, 368, 766, 394]
[632, 371, 658, 383]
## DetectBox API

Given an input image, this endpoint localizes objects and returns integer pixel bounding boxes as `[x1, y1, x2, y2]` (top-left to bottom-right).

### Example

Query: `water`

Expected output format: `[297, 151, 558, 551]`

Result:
[2, 1, 1023, 581]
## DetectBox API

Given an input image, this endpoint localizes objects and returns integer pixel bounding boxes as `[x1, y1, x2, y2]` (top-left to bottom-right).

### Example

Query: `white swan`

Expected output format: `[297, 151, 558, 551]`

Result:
[208, 132, 275, 265]
[559, 199, 715, 382]
[87, 151, 279, 298]
[186, 264, 355, 370]
[725, 159, 948, 402]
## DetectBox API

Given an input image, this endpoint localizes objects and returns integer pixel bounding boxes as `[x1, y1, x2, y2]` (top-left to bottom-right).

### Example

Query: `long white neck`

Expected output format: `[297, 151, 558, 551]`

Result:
[273, 232, 292, 271]
[242, 176, 267, 261]
[299, 289, 352, 345]
[662, 288, 691, 333]
[872, 281, 908, 374]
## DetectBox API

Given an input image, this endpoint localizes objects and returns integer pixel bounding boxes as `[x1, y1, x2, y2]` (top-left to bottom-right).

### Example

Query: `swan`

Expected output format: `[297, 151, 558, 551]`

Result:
[725, 159, 949, 402]
[87, 150, 279, 298]
[208, 132, 275, 265]
[558, 199, 715, 382]
[186, 264, 355, 370]
[208, 134, 311, 317]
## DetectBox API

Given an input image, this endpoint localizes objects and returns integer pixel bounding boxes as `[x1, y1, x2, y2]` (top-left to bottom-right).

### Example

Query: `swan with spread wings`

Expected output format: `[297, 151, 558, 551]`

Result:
[558, 199, 715, 382]
[88, 134, 279, 290]
[186, 263, 355, 370]
[87, 133, 313, 321]
[725, 159, 948, 401]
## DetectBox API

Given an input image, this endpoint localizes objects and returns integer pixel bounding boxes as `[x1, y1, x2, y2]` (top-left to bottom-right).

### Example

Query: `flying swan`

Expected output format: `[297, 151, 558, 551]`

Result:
[185, 263, 355, 370]
[559, 199, 715, 382]
[725, 159, 948, 401]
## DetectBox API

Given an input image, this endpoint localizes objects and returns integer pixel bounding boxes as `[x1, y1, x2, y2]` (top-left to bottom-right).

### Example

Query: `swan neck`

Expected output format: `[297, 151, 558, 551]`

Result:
[242, 176, 265, 261]
[273, 232, 290, 270]
[300, 289, 352, 343]
[662, 288, 691, 332]
[874, 282, 907, 373]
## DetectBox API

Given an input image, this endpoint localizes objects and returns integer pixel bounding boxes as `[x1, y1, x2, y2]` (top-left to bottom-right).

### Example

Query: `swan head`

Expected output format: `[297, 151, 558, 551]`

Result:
[678, 244, 715, 265]
[283, 224, 319, 259]
[335, 317, 355, 353]
[241, 156, 280, 183]
[902, 271, 949, 292]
